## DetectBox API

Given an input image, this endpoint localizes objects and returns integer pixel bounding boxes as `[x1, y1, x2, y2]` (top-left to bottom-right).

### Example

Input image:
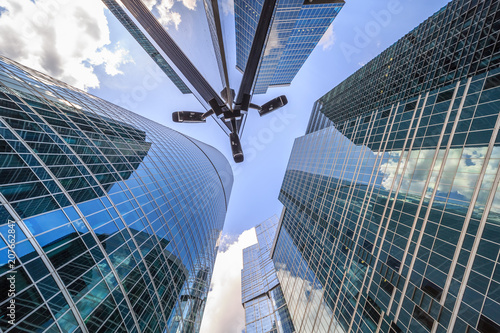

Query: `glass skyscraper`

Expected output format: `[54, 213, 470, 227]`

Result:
[272, 1, 500, 332]
[0, 55, 233, 333]
[242, 215, 295, 333]
[234, 0, 344, 94]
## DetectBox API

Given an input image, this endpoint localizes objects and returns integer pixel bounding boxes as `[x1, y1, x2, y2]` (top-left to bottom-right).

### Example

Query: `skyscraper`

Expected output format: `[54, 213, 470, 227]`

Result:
[242, 215, 295, 333]
[234, 0, 344, 94]
[272, 0, 500, 332]
[0, 55, 233, 333]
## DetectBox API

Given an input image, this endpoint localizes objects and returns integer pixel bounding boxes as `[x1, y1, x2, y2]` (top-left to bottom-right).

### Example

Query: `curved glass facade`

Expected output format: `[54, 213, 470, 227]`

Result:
[0, 55, 233, 333]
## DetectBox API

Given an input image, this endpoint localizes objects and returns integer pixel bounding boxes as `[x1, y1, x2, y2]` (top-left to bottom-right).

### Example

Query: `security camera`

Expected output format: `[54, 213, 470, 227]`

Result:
[258, 95, 288, 116]
[172, 111, 207, 123]
[230, 133, 244, 163]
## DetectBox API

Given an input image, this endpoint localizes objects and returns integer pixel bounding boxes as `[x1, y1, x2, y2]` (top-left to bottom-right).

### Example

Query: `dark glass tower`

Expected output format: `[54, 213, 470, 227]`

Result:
[0, 55, 232, 333]
[272, 1, 500, 332]
[241, 216, 295, 333]
[234, 0, 344, 94]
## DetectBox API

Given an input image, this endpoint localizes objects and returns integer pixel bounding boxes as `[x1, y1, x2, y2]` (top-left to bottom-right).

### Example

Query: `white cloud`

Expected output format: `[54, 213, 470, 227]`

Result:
[221, 0, 234, 16]
[200, 229, 258, 333]
[264, 27, 282, 56]
[181, 0, 197, 11]
[156, 0, 182, 29]
[143, 0, 157, 10]
[0, 0, 132, 91]
[318, 24, 336, 51]
[148, 0, 197, 30]
[275, 265, 347, 333]
[379, 147, 500, 205]
[89, 42, 131, 76]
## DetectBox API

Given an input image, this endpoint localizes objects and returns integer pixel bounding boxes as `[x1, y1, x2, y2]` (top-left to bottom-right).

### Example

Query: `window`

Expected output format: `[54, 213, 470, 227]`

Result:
[381, 278, 394, 295]
[484, 73, 500, 90]
[363, 297, 381, 324]
[437, 89, 454, 103]
[421, 278, 442, 300]
[413, 306, 434, 330]
[477, 315, 500, 333]
[390, 322, 403, 333]
[387, 255, 401, 271]
[404, 101, 417, 112]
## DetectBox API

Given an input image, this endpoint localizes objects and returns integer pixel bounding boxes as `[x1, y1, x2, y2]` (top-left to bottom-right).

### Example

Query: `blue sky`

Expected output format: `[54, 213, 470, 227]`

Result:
[89, 0, 447, 237]
[91, 2, 450, 331]
[0, 0, 451, 235]
[0, 0, 451, 331]
[90, 0, 451, 237]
